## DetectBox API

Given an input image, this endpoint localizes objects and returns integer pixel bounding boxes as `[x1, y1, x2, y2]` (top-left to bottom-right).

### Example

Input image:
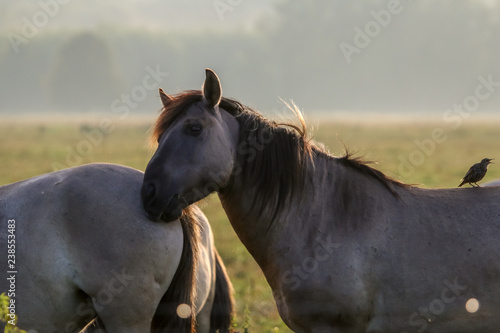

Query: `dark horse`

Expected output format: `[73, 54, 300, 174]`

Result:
[142, 69, 500, 332]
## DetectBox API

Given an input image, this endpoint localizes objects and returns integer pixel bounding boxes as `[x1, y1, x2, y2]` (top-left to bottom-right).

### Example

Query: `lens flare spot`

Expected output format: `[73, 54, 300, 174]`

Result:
[465, 298, 479, 313]
[176, 303, 192, 318]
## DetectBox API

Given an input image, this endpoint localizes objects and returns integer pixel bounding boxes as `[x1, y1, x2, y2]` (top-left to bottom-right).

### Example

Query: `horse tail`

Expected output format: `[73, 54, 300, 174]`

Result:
[151, 208, 200, 333]
[209, 248, 234, 333]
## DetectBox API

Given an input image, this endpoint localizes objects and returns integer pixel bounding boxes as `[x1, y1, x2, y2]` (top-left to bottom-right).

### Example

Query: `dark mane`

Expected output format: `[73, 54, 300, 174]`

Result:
[228, 101, 313, 222]
[334, 150, 411, 197]
[151, 91, 409, 221]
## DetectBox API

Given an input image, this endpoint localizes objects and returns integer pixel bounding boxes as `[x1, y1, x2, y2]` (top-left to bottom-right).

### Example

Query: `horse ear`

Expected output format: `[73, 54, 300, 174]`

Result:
[159, 88, 173, 108]
[202, 68, 222, 109]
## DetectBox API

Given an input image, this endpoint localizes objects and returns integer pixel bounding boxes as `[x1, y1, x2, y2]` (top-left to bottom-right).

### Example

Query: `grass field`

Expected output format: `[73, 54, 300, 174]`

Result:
[1, 112, 499, 332]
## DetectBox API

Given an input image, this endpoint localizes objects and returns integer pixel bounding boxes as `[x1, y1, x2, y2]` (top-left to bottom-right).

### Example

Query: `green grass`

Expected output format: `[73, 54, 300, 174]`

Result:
[1, 114, 499, 332]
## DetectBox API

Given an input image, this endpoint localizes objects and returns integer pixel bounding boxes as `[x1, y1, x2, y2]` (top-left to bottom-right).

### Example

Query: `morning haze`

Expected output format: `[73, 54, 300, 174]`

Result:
[0, 0, 499, 115]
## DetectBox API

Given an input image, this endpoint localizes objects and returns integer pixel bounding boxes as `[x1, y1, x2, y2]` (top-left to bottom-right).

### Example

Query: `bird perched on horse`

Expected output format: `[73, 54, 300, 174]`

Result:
[458, 158, 493, 187]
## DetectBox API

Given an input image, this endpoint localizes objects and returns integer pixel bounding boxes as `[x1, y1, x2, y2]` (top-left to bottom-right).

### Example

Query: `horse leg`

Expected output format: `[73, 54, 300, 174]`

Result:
[195, 249, 234, 333]
[88, 286, 158, 333]
[195, 297, 214, 333]
[91, 305, 153, 333]
[193, 241, 216, 333]
[208, 250, 234, 333]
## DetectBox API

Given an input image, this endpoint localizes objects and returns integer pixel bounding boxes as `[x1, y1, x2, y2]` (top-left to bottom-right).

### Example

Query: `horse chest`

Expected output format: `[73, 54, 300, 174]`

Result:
[279, 284, 372, 332]
[272, 245, 373, 331]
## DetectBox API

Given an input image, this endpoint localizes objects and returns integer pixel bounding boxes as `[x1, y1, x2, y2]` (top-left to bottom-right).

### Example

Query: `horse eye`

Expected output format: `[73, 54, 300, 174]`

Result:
[185, 124, 203, 136]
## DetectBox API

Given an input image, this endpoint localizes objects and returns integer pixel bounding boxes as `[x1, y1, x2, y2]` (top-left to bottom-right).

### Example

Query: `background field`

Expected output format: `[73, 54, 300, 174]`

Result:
[0, 114, 499, 332]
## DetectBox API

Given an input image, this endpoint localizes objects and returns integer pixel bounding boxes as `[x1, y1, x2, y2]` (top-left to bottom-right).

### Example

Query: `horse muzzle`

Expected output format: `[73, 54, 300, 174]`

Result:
[141, 182, 188, 222]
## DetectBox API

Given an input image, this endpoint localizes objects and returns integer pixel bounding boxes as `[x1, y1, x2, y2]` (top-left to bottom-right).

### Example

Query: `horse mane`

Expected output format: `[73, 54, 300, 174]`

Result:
[151, 91, 409, 222]
[334, 150, 411, 197]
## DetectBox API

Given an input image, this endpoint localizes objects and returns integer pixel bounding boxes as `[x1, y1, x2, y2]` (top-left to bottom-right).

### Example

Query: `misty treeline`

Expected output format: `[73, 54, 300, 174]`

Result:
[0, 0, 498, 114]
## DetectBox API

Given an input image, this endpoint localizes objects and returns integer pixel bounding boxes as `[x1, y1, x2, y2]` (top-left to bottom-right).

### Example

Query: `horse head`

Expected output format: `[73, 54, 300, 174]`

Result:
[141, 69, 239, 222]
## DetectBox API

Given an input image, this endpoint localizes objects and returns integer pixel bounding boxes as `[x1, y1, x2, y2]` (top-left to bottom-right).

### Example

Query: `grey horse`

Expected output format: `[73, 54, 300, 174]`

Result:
[484, 179, 500, 187]
[0, 163, 233, 333]
[142, 69, 500, 332]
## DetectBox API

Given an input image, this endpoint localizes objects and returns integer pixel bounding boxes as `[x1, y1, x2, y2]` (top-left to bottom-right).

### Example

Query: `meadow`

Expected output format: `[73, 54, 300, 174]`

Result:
[0, 113, 499, 332]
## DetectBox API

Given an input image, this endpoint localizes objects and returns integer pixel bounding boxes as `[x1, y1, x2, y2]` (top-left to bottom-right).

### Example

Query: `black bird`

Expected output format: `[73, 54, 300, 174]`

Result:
[458, 158, 493, 187]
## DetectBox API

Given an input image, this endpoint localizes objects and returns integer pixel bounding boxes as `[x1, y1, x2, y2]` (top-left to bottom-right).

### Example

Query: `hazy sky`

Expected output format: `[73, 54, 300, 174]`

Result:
[1, 0, 499, 113]
[0, 0, 276, 32]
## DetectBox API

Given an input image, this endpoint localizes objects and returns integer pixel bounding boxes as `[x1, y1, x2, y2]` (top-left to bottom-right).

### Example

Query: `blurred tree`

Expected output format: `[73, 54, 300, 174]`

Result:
[0, 1, 498, 114]
[48, 32, 124, 111]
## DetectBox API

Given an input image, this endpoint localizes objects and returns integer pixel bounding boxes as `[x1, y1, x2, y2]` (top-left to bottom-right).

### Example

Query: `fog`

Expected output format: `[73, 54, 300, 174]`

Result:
[0, 0, 499, 116]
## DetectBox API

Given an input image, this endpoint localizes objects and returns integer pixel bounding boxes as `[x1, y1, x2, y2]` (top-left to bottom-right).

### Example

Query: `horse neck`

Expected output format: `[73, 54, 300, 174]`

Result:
[218, 149, 400, 268]
[217, 151, 333, 261]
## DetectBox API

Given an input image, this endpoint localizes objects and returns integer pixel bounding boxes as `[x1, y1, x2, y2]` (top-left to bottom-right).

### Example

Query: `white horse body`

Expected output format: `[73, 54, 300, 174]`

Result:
[0, 163, 232, 333]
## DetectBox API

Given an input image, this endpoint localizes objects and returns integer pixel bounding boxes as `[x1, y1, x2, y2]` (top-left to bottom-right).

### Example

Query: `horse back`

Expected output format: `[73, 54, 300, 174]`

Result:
[364, 186, 500, 331]
[0, 163, 184, 332]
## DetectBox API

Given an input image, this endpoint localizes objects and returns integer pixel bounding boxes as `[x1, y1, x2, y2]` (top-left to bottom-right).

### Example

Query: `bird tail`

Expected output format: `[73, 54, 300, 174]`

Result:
[458, 179, 466, 187]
